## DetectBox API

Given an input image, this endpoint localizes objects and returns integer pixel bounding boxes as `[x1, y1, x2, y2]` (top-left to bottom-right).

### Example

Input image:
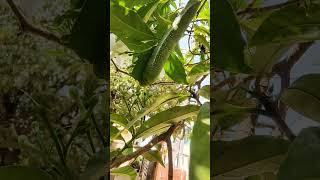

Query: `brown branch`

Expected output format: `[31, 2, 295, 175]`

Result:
[166, 137, 173, 180]
[272, 42, 313, 75]
[110, 124, 180, 168]
[6, 0, 61, 44]
[245, 89, 295, 141]
[110, 58, 131, 76]
[150, 81, 177, 86]
[272, 42, 313, 125]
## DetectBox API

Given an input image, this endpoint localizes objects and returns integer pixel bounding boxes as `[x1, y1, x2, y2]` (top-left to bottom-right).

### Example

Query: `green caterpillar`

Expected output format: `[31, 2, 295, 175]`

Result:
[140, 0, 201, 86]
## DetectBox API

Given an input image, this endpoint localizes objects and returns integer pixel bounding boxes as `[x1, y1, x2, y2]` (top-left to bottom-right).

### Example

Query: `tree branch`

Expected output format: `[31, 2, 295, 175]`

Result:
[110, 124, 180, 168]
[150, 81, 176, 86]
[166, 137, 173, 180]
[272, 42, 313, 75]
[6, 0, 62, 44]
[110, 58, 131, 76]
[272, 42, 313, 129]
[244, 89, 295, 141]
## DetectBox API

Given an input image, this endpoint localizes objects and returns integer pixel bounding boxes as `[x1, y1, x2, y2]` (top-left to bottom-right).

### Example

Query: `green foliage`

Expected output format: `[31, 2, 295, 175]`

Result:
[212, 136, 289, 178]
[164, 53, 188, 84]
[0, 166, 54, 180]
[80, 150, 108, 180]
[212, 0, 320, 179]
[137, 0, 201, 85]
[281, 74, 320, 122]
[110, 1, 210, 179]
[213, 0, 251, 73]
[110, 2, 156, 52]
[278, 127, 320, 180]
[142, 149, 165, 166]
[251, 3, 320, 45]
[245, 43, 292, 74]
[68, 0, 107, 78]
[136, 105, 200, 138]
[111, 166, 137, 180]
[0, 1, 107, 179]
[190, 103, 210, 180]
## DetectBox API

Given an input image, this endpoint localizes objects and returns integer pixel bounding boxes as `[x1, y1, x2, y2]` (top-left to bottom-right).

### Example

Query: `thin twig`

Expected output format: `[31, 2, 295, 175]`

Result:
[6, 0, 61, 44]
[244, 88, 296, 141]
[150, 81, 177, 86]
[110, 58, 131, 76]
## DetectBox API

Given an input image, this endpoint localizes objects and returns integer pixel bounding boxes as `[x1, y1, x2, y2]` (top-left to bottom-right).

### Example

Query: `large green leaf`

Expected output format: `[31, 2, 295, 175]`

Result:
[212, 0, 251, 73]
[212, 136, 289, 178]
[110, 166, 137, 180]
[0, 166, 54, 180]
[142, 149, 165, 167]
[190, 103, 210, 180]
[251, 4, 320, 45]
[245, 43, 292, 74]
[131, 48, 155, 82]
[80, 150, 107, 180]
[187, 60, 210, 84]
[68, 0, 107, 79]
[199, 85, 210, 100]
[124, 0, 157, 8]
[110, 114, 128, 127]
[113, 93, 188, 140]
[136, 105, 200, 138]
[277, 127, 320, 180]
[212, 89, 257, 130]
[281, 74, 320, 122]
[110, 2, 156, 52]
[164, 53, 188, 84]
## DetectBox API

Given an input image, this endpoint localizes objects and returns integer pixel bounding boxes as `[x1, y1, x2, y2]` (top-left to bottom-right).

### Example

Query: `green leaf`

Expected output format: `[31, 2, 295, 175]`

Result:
[113, 93, 188, 140]
[0, 166, 54, 180]
[194, 24, 210, 36]
[136, 105, 200, 138]
[251, 4, 320, 45]
[142, 149, 165, 167]
[245, 43, 292, 74]
[142, 1, 160, 22]
[199, 85, 210, 100]
[131, 48, 155, 82]
[110, 2, 156, 52]
[187, 60, 210, 84]
[212, 0, 252, 73]
[68, 0, 107, 79]
[212, 89, 257, 130]
[212, 136, 289, 178]
[125, 0, 157, 8]
[228, 0, 248, 11]
[213, 103, 253, 130]
[80, 150, 107, 180]
[277, 127, 320, 180]
[164, 53, 188, 84]
[190, 103, 210, 180]
[110, 114, 128, 127]
[197, 0, 210, 20]
[110, 125, 121, 140]
[195, 34, 210, 49]
[111, 166, 137, 180]
[281, 74, 320, 122]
